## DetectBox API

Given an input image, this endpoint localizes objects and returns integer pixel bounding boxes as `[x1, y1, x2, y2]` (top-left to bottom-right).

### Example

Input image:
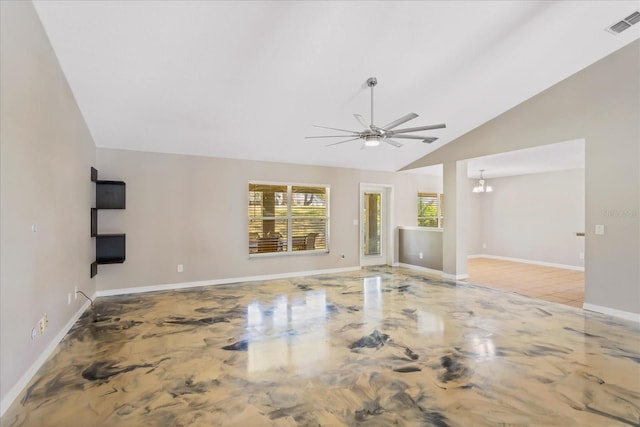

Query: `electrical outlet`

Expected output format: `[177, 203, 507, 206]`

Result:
[482, 243, 487, 249]
[177, 264, 184, 273]
[37, 313, 49, 334]
[579, 252, 585, 260]
[31, 328, 37, 340]
[67, 293, 71, 305]
[419, 252, 423, 259]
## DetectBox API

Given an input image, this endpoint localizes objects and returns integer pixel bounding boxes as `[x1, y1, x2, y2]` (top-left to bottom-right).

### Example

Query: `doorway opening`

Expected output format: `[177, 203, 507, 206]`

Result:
[464, 139, 585, 308]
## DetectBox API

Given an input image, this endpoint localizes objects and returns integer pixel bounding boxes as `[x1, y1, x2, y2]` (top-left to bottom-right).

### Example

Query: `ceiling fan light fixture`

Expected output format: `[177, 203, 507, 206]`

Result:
[364, 135, 380, 147]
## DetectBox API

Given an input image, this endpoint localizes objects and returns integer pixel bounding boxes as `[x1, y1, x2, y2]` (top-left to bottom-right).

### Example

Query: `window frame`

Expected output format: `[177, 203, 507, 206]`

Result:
[249, 181, 330, 257]
[417, 191, 444, 229]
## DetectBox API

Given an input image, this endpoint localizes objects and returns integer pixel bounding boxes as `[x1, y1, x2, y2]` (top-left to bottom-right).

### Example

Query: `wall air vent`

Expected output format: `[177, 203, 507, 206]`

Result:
[606, 11, 640, 34]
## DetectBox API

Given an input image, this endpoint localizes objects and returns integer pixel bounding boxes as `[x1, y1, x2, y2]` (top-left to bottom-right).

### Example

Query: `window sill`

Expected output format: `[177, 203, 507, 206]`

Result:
[397, 226, 443, 232]
[249, 249, 330, 259]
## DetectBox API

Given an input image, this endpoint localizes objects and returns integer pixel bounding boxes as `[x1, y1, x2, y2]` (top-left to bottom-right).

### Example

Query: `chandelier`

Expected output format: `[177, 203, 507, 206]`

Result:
[472, 170, 493, 193]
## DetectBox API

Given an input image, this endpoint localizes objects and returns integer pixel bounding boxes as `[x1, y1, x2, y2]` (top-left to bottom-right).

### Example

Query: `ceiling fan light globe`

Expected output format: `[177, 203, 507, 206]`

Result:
[364, 136, 380, 147]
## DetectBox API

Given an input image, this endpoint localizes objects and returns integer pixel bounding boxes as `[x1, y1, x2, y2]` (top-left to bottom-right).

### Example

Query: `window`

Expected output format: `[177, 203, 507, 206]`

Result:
[249, 183, 329, 255]
[418, 192, 444, 228]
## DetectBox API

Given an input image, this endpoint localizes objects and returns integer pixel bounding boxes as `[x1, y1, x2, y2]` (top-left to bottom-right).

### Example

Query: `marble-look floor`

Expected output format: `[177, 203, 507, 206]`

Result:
[2, 267, 639, 426]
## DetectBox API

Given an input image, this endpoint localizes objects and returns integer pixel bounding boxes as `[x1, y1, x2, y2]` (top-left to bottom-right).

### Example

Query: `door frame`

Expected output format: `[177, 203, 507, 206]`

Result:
[359, 183, 394, 266]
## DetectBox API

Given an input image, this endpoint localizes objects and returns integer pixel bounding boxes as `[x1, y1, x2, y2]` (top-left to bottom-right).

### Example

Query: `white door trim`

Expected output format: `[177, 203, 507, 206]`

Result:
[359, 183, 394, 266]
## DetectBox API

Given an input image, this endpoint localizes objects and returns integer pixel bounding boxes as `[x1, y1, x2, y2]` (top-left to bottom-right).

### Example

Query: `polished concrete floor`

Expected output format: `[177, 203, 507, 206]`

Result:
[2, 267, 639, 426]
[466, 258, 585, 308]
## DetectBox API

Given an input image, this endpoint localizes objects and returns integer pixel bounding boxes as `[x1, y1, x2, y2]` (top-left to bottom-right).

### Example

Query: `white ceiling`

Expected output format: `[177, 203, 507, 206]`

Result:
[33, 1, 640, 172]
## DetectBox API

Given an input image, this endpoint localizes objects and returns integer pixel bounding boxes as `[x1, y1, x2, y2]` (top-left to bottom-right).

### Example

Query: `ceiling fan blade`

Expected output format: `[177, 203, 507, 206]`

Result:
[305, 134, 360, 139]
[381, 113, 418, 130]
[353, 114, 370, 130]
[326, 137, 361, 147]
[388, 123, 446, 134]
[382, 138, 403, 148]
[386, 134, 439, 143]
[389, 134, 435, 140]
[312, 124, 361, 134]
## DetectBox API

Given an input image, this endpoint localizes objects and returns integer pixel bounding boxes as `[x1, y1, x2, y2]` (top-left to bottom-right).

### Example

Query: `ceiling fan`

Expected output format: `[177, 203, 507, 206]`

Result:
[306, 77, 446, 148]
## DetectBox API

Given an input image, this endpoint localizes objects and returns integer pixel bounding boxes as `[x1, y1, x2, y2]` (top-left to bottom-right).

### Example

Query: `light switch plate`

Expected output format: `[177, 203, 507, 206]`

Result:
[595, 224, 605, 235]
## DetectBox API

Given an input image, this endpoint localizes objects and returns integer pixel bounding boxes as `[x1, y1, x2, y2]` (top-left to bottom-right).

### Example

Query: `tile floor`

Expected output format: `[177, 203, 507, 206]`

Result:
[467, 257, 585, 308]
[2, 267, 638, 426]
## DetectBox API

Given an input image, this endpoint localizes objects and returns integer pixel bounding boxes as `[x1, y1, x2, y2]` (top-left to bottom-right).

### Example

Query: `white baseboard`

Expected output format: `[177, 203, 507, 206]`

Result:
[397, 263, 442, 278]
[583, 303, 640, 323]
[442, 272, 469, 280]
[396, 263, 469, 281]
[0, 295, 94, 418]
[96, 266, 361, 297]
[469, 254, 584, 272]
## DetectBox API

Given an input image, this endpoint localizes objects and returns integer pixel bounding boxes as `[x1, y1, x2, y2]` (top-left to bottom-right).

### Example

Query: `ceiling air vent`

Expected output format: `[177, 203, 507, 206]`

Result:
[606, 11, 640, 34]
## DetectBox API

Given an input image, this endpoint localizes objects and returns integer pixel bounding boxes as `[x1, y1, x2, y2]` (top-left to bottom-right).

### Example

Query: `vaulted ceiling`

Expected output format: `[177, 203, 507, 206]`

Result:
[33, 1, 640, 172]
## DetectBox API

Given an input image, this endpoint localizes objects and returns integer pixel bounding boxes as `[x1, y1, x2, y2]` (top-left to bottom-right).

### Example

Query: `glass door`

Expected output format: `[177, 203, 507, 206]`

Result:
[363, 192, 381, 256]
[360, 185, 389, 266]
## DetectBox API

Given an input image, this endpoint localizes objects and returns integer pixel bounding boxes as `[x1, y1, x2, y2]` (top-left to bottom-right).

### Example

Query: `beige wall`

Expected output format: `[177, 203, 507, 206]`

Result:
[475, 169, 585, 267]
[95, 148, 440, 291]
[398, 228, 443, 271]
[405, 41, 640, 315]
[0, 1, 96, 405]
[466, 178, 483, 255]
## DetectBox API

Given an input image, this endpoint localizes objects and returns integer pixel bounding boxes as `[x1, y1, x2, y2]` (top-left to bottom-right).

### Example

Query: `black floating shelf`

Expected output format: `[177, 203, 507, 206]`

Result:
[96, 180, 126, 209]
[96, 234, 126, 264]
[91, 208, 97, 237]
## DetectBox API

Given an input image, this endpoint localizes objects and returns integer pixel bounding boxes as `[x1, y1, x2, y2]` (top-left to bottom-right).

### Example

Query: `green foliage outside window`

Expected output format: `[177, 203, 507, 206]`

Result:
[418, 192, 443, 228]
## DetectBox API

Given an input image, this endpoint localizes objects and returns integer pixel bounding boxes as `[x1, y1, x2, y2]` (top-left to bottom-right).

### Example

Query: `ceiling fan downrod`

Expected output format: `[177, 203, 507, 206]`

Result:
[367, 77, 377, 128]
